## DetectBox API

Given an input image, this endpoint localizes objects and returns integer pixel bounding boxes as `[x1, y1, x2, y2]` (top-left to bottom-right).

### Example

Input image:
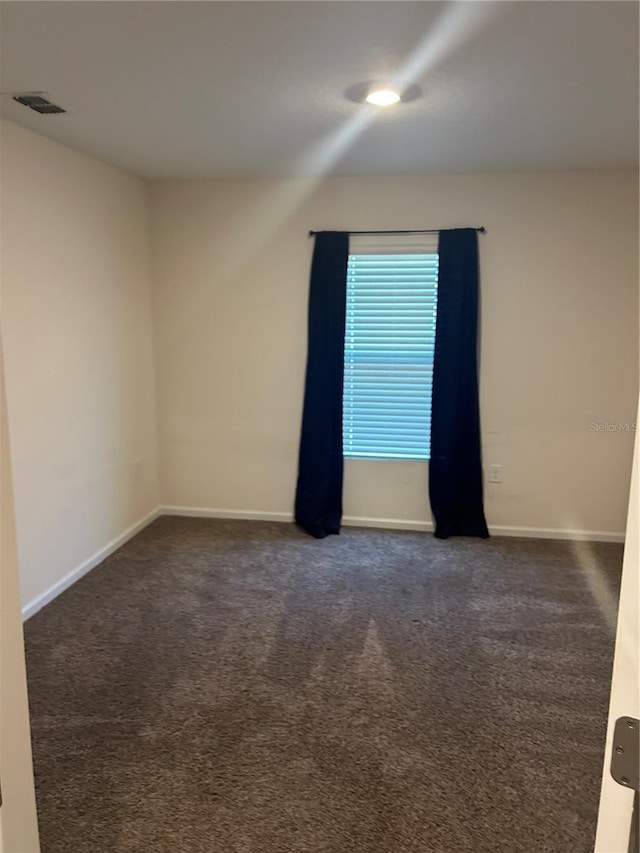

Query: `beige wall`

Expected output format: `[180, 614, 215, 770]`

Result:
[0, 120, 160, 611]
[0, 337, 40, 852]
[150, 171, 638, 536]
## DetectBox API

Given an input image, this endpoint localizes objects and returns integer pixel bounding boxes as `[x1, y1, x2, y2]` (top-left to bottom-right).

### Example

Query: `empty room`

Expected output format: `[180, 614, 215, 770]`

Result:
[0, 2, 638, 852]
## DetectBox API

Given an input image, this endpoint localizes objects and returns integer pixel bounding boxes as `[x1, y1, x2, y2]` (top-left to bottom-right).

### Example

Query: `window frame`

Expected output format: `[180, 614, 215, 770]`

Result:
[342, 234, 439, 462]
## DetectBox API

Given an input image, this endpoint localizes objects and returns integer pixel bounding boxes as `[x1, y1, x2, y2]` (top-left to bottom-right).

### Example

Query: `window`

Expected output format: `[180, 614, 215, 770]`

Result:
[343, 234, 439, 461]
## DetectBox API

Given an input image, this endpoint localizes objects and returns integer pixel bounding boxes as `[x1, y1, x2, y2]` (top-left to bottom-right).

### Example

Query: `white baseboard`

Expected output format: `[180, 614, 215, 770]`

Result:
[488, 525, 624, 543]
[161, 506, 433, 532]
[162, 506, 292, 523]
[21, 507, 162, 621]
[160, 506, 624, 543]
[344, 515, 433, 532]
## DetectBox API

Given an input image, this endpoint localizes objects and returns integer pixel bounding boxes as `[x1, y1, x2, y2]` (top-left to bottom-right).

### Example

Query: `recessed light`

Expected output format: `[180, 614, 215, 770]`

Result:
[366, 88, 401, 107]
[344, 81, 423, 106]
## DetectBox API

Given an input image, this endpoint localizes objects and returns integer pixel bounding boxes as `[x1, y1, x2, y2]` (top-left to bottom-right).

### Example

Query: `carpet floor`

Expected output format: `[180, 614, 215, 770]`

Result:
[24, 517, 622, 853]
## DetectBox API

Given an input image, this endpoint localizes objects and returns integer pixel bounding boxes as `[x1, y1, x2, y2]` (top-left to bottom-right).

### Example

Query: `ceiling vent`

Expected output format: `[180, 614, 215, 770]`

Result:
[12, 93, 66, 114]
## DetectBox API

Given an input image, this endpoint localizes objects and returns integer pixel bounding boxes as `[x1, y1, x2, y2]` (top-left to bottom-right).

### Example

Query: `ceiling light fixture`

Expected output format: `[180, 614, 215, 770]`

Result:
[344, 81, 422, 106]
[365, 88, 401, 107]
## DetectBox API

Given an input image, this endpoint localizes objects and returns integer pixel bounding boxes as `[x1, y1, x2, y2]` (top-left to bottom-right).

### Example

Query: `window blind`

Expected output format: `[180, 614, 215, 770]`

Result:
[343, 234, 439, 461]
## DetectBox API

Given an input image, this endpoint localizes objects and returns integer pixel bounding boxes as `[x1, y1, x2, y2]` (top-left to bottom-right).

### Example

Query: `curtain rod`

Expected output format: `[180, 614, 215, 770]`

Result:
[308, 227, 485, 237]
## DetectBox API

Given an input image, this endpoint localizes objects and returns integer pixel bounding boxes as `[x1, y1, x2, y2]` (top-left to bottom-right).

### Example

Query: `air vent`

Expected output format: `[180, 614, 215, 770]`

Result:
[13, 93, 66, 115]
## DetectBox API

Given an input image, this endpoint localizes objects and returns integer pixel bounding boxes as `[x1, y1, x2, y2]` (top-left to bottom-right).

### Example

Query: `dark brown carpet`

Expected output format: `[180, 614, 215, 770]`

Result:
[24, 517, 622, 853]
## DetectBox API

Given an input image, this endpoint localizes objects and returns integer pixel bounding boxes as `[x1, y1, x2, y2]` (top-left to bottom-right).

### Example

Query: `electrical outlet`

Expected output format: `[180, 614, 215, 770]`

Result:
[488, 464, 503, 484]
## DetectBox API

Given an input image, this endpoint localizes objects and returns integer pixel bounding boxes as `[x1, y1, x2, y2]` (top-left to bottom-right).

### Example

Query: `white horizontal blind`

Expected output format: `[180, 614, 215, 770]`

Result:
[343, 234, 439, 460]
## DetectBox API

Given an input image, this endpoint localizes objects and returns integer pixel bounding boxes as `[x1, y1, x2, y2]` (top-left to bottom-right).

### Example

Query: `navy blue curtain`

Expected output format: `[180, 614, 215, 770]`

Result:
[429, 229, 489, 539]
[294, 232, 349, 538]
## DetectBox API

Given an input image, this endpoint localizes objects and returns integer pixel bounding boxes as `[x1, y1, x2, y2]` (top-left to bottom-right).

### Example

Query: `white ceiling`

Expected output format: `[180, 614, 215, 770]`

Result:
[0, 1, 638, 179]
